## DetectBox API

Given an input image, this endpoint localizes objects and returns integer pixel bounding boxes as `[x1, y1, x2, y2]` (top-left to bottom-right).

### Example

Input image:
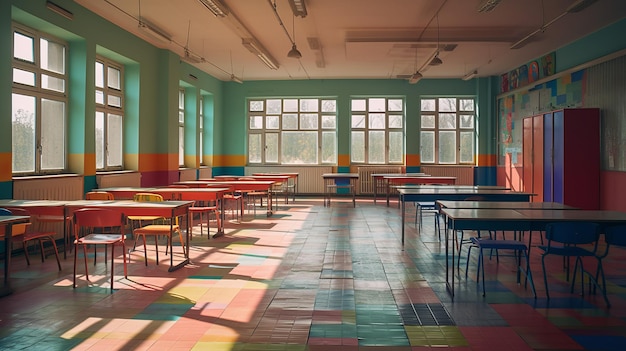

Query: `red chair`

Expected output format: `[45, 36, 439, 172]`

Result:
[72, 208, 127, 291]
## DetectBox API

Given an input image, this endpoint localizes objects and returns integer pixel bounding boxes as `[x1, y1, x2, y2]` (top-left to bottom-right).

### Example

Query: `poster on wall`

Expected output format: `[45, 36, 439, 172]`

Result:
[500, 52, 555, 93]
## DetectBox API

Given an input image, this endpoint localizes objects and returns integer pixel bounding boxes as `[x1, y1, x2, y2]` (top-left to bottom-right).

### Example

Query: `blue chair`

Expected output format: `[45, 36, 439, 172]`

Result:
[466, 236, 536, 297]
[539, 222, 605, 303]
[594, 225, 626, 308]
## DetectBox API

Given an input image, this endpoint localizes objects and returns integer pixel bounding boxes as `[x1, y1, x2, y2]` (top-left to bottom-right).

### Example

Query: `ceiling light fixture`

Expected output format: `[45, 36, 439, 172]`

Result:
[197, 0, 229, 17]
[476, 0, 503, 13]
[288, 0, 307, 17]
[566, 0, 598, 13]
[409, 71, 423, 84]
[138, 18, 171, 43]
[462, 70, 478, 81]
[230, 74, 243, 84]
[429, 15, 443, 66]
[242, 38, 280, 70]
[46, 1, 73, 20]
[269, 1, 303, 59]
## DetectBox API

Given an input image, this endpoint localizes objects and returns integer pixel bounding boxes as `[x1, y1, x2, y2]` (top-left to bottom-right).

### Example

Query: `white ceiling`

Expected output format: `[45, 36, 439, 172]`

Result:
[74, 0, 626, 82]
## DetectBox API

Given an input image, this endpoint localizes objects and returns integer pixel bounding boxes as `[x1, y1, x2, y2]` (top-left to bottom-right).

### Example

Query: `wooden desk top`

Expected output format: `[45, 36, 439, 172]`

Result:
[437, 201, 577, 210]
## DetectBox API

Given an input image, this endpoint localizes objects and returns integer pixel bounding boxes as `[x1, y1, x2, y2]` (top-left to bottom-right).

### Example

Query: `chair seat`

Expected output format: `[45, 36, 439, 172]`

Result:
[134, 224, 180, 234]
[537, 245, 597, 257]
[77, 233, 124, 245]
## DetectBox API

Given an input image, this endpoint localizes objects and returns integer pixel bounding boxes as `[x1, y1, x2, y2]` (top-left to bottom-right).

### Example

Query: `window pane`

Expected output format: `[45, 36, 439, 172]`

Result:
[266, 115, 279, 129]
[388, 115, 402, 128]
[41, 74, 65, 93]
[249, 100, 264, 112]
[14, 32, 34, 62]
[178, 90, 184, 109]
[369, 113, 385, 129]
[265, 133, 278, 163]
[460, 114, 474, 128]
[460, 131, 474, 164]
[282, 131, 317, 164]
[439, 113, 456, 129]
[95, 62, 104, 88]
[267, 99, 281, 114]
[40, 99, 65, 170]
[322, 100, 336, 112]
[421, 115, 435, 128]
[389, 131, 403, 163]
[13, 68, 35, 86]
[95, 111, 104, 169]
[351, 114, 365, 128]
[460, 99, 474, 111]
[439, 98, 456, 112]
[421, 99, 435, 111]
[368, 130, 385, 164]
[282, 114, 298, 129]
[95, 90, 104, 105]
[108, 94, 122, 108]
[351, 131, 365, 163]
[351, 99, 366, 111]
[40, 39, 65, 74]
[300, 99, 319, 112]
[107, 66, 121, 90]
[388, 99, 403, 111]
[249, 116, 263, 129]
[283, 99, 298, 112]
[248, 134, 262, 163]
[368, 98, 385, 112]
[321, 115, 336, 129]
[179, 126, 184, 166]
[420, 131, 434, 163]
[300, 113, 318, 129]
[321, 131, 336, 163]
[12, 93, 36, 173]
[107, 113, 123, 167]
[179, 111, 184, 124]
[438, 131, 456, 164]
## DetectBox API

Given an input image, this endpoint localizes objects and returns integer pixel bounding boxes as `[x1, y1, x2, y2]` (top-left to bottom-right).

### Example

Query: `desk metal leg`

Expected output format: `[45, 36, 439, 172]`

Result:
[401, 196, 405, 246]
[1, 224, 13, 297]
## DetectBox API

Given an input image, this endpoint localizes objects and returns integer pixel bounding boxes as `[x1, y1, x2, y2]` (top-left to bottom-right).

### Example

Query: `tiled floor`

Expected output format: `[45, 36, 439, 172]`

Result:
[1, 197, 626, 350]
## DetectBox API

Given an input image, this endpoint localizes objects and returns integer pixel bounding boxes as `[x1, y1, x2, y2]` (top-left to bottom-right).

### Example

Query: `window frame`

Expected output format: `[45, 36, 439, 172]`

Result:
[178, 89, 185, 167]
[350, 97, 405, 165]
[247, 98, 337, 165]
[95, 56, 124, 171]
[419, 97, 476, 165]
[11, 23, 68, 175]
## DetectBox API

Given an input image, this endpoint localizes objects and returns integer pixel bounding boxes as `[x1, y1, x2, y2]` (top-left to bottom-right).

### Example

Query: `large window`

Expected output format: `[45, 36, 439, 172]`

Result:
[248, 98, 337, 165]
[95, 57, 124, 170]
[12, 24, 67, 175]
[350, 98, 404, 164]
[420, 97, 476, 165]
[178, 89, 185, 167]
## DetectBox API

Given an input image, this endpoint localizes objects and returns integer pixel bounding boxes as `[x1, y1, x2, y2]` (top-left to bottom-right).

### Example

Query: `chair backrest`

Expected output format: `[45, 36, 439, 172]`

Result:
[0, 208, 11, 216]
[545, 221, 600, 245]
[85, 191, 114, 200]
[604, 225, 626, 247]
[73, 208, 125, 237]
[133, 192, 163, 202]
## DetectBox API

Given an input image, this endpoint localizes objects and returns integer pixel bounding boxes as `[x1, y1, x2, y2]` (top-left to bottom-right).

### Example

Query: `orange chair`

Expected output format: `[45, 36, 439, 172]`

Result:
[72, 208, 127, 291]
[2, 208, 62, 271]
[85, 191, 114, 200]
[132, 193, 185, 266]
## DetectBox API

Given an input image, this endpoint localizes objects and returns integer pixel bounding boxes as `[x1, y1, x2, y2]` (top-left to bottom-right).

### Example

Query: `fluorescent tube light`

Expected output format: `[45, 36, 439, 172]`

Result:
[462, 70, 478, 81]
[230, 74, 243, 84]
[242, 38, 280, 70]
[409, 72, 423, 84]
[46, 1, 73, 20]
[183, 49, 204, 64]
[476, 0, 503, 13]
[197, 0, 229, 17]
[288, 0, 307, 17]
[566, 0, 598, 13]
[138, 19, 171, 43]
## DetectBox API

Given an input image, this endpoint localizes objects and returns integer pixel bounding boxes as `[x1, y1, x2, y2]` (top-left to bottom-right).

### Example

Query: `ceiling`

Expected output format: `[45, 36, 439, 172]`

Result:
[73, 0, 626, 83]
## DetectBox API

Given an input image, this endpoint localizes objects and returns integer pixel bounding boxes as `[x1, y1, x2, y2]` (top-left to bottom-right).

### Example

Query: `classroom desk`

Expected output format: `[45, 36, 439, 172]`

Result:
[198, 180, 276, 216]
[1, 215, 31, 297]
[252, 172, 299, 202]
[65, 200, 193, 272]
[245, 175, 292, 204]
[0, 200, 70, 257]
[385, 176, 457, 206]
[371, 173, 427, 204]
[397, 187, 534, 246]
[322, 173, 359, 207]
[440, 207, 626, 298]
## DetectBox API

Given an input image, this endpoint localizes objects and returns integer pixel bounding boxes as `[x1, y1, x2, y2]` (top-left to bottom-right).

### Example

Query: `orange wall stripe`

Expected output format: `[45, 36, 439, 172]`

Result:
[477, 154, 497, 167]
[405, 154, 420, 167]
[0, 152, 11, 182]
[213, 155, 246, 167]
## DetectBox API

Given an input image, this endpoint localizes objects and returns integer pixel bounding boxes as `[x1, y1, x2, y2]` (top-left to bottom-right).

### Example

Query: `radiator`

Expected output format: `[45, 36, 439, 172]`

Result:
[420, 166, 474, 185]
[96, 172, 141, 188]
[245, 166, 332, 194]
[358, 166, 402, 194]
[13, 175, 84, 200]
